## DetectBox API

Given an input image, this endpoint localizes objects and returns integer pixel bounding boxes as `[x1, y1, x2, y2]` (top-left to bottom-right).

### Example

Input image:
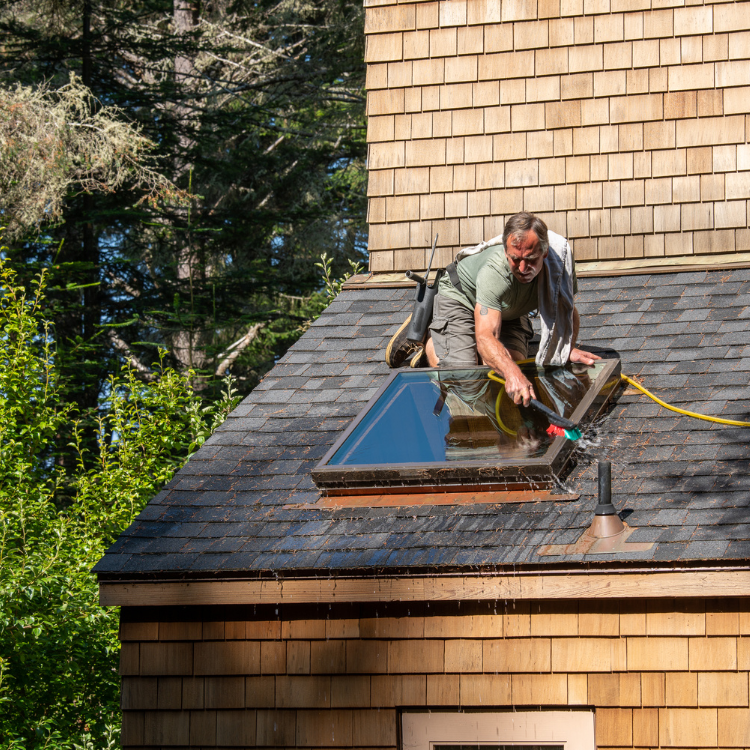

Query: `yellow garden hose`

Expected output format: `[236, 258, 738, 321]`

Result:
[487, 370, 516, 435]
[494, 389, 517, 436]
[488, 365, 750, 431]
[620, 374, 750, 428]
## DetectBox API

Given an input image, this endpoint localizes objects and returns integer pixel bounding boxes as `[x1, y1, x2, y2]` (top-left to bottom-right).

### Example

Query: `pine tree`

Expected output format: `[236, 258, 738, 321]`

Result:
[0, 0, 367, 423]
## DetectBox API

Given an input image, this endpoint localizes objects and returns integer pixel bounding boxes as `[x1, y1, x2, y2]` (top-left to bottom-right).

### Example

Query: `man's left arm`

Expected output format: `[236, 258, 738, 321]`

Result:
[569, 307, 602, 366]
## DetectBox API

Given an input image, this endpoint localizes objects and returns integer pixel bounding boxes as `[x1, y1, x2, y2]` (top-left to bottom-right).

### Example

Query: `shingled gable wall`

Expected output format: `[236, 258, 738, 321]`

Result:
[118, 598, 750, 750]
[364, 0, 750, 273]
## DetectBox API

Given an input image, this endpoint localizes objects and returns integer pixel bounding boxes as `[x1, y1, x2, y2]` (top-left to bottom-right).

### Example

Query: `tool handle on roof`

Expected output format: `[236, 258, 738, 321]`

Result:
[423, 233, 438, 285]
[405, 234, 440, 344]
[528, 398, 578, 430]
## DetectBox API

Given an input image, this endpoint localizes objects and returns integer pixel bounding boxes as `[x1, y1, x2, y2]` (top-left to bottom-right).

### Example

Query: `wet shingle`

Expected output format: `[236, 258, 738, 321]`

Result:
[95, 271, 750, 578]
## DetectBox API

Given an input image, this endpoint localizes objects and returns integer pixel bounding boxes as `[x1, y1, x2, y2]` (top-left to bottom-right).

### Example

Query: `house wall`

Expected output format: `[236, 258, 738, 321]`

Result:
[363, 0, 750, 272]
[118, 598, 750, 749]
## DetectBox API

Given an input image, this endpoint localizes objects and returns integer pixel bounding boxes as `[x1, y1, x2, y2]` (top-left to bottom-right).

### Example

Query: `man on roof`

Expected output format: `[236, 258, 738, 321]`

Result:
[385, 212, 600, 407]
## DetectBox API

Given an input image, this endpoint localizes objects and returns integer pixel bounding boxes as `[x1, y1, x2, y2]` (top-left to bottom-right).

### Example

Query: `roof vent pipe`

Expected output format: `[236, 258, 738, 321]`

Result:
[538, 460, 655, 555]
[589, 461, 626, 539]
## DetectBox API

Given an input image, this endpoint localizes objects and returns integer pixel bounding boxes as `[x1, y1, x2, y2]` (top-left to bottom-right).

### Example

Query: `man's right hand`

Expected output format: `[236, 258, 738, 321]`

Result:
[503, 364, 536, 407]
[474, 304, 536, 406]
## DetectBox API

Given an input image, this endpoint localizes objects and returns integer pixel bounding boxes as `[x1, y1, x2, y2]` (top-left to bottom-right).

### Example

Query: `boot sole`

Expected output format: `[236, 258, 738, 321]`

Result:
[385, 314, 413, 368]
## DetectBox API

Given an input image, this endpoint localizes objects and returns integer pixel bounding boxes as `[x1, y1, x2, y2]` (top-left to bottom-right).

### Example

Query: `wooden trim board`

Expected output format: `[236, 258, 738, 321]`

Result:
[343, 254, 750, 288]
[99, 568, 750, 606]
[293, 490, 579, 508]
[575, 251, 750, 277]
[342, 272, 412, 288]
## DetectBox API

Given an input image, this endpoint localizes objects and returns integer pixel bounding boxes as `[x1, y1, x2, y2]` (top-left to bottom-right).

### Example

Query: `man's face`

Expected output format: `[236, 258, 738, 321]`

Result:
[505, 230, 547, 284]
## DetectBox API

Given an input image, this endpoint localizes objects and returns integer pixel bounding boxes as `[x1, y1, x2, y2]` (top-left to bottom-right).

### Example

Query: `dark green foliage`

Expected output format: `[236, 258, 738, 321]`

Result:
[0, 254, 240, 750]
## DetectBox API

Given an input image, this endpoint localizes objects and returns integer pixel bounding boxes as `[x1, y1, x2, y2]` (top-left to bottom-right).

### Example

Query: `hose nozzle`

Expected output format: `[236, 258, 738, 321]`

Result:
[546, 424, 582, 441]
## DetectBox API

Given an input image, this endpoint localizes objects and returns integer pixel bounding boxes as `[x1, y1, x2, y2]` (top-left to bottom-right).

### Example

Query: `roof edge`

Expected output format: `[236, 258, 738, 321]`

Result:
[100, 566, 750, 607]
[344, 253, 750, 288]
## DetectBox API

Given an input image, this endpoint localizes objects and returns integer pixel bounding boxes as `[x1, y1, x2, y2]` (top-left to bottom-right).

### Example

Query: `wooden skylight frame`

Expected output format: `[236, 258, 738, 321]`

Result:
[312, 359, 622, 494]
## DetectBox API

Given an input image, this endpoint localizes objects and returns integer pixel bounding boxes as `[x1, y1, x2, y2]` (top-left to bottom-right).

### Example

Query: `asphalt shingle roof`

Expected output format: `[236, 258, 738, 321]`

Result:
[95, 267, 750, 578]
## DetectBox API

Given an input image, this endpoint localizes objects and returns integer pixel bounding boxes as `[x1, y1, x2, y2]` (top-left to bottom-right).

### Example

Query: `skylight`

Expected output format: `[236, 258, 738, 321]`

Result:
[312, 360, 621, 493]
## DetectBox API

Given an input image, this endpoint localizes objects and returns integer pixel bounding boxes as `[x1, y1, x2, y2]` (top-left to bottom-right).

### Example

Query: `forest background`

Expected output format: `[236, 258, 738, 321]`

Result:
[0, 1, 367, 747]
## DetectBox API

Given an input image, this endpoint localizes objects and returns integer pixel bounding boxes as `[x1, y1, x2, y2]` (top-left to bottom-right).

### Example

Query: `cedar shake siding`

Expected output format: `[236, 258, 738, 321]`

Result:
[363, 0, 750, 271]
[119, 599, 750, 749]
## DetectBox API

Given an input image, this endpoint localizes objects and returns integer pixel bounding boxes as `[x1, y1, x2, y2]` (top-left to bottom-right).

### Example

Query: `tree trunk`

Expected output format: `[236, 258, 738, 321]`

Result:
[79, 0, 102, 413]
[171, 0, 206, 375]
[82, 0, 98, 350]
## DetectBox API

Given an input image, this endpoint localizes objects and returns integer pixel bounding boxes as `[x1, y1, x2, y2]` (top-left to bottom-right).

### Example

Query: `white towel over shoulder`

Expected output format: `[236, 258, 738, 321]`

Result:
[536, 230, 575, 367]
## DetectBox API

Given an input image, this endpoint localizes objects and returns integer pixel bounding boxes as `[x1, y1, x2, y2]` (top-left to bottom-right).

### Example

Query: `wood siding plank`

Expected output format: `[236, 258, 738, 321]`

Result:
[194, 642, 259, 676]
[659, 707, 718, 747]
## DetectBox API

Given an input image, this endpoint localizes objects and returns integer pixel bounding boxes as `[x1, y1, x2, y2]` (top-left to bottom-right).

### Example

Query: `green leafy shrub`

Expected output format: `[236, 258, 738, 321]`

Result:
[315, 252, 364, 305]
[0, 254, 238, 750]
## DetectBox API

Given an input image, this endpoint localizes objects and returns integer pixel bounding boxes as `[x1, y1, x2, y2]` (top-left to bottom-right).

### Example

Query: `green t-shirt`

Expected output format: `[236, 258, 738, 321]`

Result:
[438, 243, 578, 318]
[438, 243, 538, 319]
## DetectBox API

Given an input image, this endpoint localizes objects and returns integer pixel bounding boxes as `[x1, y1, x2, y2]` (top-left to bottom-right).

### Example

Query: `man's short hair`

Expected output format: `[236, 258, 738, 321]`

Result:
[503, 212, 549, 254]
